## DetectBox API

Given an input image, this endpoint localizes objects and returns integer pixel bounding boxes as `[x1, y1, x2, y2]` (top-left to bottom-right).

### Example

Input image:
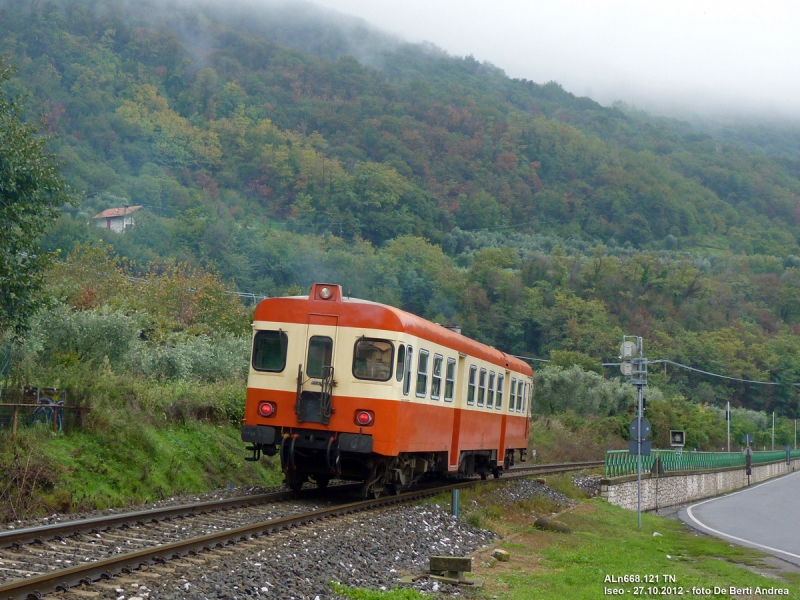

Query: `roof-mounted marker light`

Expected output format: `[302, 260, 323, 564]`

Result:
[320, 287, 332, 299]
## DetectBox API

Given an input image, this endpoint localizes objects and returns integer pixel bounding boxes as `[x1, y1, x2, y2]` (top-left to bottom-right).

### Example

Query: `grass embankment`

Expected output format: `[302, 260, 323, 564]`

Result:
[0, 376, 282, 521]
[528, 414, 627, 463]
[336, 475, 800, 599]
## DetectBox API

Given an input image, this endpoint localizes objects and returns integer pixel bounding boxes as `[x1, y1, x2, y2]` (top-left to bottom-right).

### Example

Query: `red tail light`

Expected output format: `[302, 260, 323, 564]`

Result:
[355, 410, 374, 427]
[258, 402, 276, 418]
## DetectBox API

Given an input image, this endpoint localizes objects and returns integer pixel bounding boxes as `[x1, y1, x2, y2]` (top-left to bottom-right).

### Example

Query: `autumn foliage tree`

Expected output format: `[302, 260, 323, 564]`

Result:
[0, 60, 70, 334]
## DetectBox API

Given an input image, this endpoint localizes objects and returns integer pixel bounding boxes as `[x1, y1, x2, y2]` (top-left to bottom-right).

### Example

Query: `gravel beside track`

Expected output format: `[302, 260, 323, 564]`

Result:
[0, 484, 292, 533]
[480, 478, 577, 509]
[0, 498, 340, 587]
[54, 503, 494, 599]
[572, 474, 602, 497]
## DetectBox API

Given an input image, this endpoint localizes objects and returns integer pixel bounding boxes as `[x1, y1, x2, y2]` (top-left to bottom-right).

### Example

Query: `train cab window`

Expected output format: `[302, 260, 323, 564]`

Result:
[496, 374, 504, 409]
[509, 378, 517, 412]
[487, 371, 495, 408]
[403, 346, 414, 396]
[444, 358, 456, 402]
[477, 368, 486, 406]
[522, 382, 528, 413]
[306, 336, 333, 378]
[416, 350, 430, 397]
[252, 330, 288, 372]
[396, 345, 406, 382]
[353, 338, 394, 381]
[467, 365, 477, 405]
[431, 354, 443, 400]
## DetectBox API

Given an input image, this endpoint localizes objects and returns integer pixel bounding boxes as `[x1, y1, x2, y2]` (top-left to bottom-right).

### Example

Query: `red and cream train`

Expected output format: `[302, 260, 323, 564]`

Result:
[241, 283, 532, 497]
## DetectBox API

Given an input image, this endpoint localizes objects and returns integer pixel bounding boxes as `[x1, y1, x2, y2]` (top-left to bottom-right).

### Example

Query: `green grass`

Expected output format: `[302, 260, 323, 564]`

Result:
[479, 499, 800, 599]
[0, 421, 282, 519]
[330, 583, 425, 600]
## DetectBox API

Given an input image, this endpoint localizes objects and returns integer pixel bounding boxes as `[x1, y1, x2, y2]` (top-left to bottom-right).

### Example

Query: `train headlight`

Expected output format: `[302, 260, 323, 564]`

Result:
[320, 286, 332, 299]
[258, 401, 277, 418]
[355, 410, 374, 427]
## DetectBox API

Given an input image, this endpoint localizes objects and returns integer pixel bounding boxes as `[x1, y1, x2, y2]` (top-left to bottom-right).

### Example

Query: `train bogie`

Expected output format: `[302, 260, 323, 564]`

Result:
[242, 283, 532, 496]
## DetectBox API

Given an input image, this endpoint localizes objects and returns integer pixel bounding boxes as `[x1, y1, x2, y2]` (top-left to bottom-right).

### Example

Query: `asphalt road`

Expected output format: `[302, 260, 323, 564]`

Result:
[678, 469, 800, 565]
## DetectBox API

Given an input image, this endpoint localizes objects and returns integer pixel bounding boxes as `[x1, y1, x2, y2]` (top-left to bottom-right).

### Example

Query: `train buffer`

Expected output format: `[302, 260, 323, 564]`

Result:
[398, 555, 483, 588]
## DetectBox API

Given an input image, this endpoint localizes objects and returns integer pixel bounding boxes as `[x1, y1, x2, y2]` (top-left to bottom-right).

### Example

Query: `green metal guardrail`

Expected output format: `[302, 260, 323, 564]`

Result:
[604, 448, 800, 478]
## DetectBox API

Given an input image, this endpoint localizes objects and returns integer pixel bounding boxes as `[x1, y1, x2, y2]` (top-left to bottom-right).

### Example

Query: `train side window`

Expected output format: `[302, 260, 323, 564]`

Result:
[252, 330, 288, 372]
[487, 371, 495, 408]
[523, 382, 528, 413]
[307, 336, 333, 378]
[353, 338, 394, 381]
[518, 382, 525, 412]
[431, 354, 443, 400]
[477, 368, 486, 407]
[496, 374, 504, 409]
[403, 346, 414, 396]
[467, 365, 477, 405]
[509, 378, 517, 412]
[396, 345, 406, 382]
[444, 358, 456, 402]
[416, 350, 430, 398]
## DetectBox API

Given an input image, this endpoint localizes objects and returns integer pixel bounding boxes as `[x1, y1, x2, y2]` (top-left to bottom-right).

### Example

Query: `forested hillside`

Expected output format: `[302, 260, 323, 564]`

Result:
[2, 0, 800, 417]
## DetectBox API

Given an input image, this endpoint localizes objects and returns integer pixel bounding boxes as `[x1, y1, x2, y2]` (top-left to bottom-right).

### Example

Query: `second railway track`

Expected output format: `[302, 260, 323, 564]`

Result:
[0, 460, 602, 599]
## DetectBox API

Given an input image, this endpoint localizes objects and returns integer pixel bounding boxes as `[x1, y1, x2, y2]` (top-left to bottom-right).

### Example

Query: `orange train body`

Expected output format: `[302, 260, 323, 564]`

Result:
[241, 283, 533, 495]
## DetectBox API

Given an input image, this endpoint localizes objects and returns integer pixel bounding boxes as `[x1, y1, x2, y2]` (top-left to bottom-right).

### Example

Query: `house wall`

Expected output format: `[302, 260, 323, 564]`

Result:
[95, 216, 135, 233]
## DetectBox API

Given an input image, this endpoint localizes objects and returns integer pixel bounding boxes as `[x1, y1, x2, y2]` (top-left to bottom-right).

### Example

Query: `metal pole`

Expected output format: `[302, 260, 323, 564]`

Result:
[727, 401, 730, 453]
[795, 420, 796, 450]
[451, 488, 460, 519]
[772, 412, 775, 451]
[637, 339, 643, 530]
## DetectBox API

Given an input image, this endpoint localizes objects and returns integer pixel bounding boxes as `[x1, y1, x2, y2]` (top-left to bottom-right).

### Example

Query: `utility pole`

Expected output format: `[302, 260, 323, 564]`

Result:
[621, 335, 648, 530]
[795, 420, 797, 450]
[772, 412, 775, 451]
[726, 401, 730, 453]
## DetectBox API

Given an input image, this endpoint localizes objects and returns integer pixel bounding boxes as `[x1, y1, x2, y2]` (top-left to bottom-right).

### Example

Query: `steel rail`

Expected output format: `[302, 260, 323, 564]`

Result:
[0, 484, 360, 549]
[0, 461, 601, 599]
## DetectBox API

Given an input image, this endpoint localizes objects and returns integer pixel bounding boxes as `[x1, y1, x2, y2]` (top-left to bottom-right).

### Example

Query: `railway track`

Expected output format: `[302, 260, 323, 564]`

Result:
[0, 460, 602, 599]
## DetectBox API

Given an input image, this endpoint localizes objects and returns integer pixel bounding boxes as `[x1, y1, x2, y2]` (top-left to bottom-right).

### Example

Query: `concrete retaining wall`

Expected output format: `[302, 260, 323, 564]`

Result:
[600, 458, 800, 511]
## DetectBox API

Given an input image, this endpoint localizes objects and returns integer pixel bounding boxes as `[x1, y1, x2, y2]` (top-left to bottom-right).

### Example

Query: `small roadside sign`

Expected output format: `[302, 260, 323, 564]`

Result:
[629, 440, 651, 456]
[743, 433, 753, 445]
[669, 430, 685, 447]
[629, 418, 651, 440]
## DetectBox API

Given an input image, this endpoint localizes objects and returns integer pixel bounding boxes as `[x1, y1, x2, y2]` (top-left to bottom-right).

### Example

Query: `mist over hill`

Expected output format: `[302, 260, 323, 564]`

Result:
[3, 0, 800, 416]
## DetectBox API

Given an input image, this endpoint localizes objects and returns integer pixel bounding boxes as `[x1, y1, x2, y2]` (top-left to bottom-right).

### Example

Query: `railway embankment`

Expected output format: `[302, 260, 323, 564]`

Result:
[600, 457, 800, 511]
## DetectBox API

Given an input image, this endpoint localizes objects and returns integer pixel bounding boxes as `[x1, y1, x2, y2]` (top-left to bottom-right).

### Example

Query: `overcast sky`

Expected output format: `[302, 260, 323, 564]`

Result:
[305, 0, 800, 121]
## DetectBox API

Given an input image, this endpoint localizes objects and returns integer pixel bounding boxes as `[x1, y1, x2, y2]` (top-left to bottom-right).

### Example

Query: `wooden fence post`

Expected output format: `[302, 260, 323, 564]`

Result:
[11, 404, 18, 442]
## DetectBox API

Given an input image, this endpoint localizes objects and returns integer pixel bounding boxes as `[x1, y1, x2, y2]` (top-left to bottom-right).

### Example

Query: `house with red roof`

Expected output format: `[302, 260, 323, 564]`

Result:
[92, 205, 143, 233]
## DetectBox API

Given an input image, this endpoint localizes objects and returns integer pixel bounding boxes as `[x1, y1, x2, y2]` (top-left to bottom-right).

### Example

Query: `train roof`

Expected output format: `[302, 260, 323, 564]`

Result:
[253, 283, 533, 376]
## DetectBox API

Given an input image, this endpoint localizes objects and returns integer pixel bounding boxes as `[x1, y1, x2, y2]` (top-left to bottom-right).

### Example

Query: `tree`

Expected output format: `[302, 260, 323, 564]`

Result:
[0, 60, 71, 334]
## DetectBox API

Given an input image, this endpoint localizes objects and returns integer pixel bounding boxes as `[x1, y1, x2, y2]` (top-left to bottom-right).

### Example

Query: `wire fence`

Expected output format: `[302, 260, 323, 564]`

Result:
[604, 448, 800, 478]
[0, 387, 88, 439]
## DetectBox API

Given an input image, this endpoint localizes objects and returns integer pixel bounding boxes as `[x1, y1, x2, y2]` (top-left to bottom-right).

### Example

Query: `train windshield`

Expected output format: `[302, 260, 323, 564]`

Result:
[353, 338, 394, 381]
[307, 336, 333, 378]
[252, 330, 288, 372]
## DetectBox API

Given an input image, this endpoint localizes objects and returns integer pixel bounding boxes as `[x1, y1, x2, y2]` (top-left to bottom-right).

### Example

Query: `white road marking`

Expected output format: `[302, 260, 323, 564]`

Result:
[685, 469, 800, 560]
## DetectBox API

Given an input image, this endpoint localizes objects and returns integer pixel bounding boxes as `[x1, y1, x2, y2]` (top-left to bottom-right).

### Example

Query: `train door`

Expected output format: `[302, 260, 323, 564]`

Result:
[295, 314, 338, 425]
[448, 353, 467, 470]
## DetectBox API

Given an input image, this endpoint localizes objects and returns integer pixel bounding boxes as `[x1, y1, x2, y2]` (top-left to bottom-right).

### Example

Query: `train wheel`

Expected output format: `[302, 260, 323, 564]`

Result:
[361, 461, 388, 499]
[314, 476, 330, 490]
[286, 472, 307, 492]
[492, 468, 501, 478]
